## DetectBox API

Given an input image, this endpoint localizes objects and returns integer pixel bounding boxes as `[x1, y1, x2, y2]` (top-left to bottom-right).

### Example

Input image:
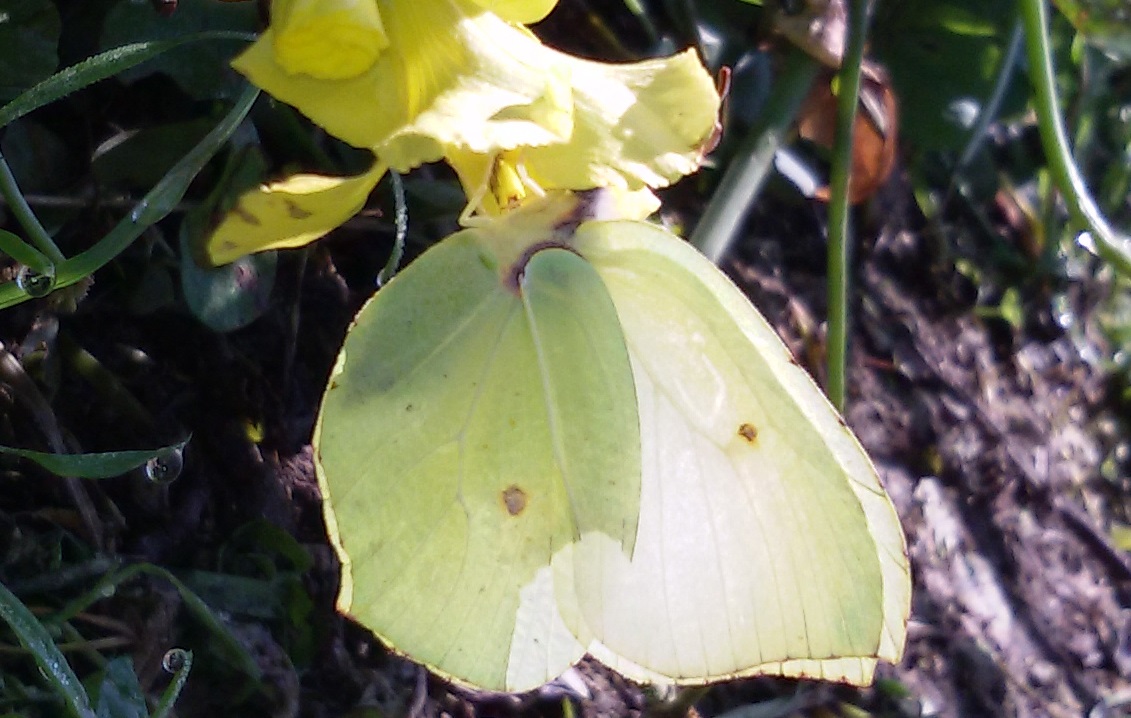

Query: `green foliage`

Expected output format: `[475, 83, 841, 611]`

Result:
[91, 657, 148, 718]
[0, 6, 298, 717]
[0, 439, 187, 479]
[0, 0, 60, 105]
[1053, 0, 1131, 59]
[0, 579, 94, 718]
[872, 0, 1025, 155]
[100, 0, 259, 100]
[1, 574, 197, 718]
[179, 210, 277, 332]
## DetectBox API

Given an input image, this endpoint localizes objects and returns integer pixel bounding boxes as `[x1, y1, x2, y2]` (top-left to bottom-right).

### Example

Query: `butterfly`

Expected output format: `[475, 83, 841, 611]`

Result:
[314, 190, 909, 692]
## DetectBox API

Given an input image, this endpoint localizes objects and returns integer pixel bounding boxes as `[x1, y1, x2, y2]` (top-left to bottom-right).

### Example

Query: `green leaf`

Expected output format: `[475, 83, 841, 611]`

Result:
[0, 580, 94, 718]
[101, 0, 259, 100]
[1053, 0, 1131, 59]
[51, 564, 261, 682]
[180, 571, 283, 621]
[873, 0, 1026, 153]
[92, 658, 147, 718]
[151, 650, 191, 718]
[0, 438, 189, 479]
[0, 84, 259, 310]
[92, 118, 219, 191]
[0, 32, 254, 130]
[223, 518, 314, 575]
[180, 213, 277, 332]
[0, 0, 60, 105]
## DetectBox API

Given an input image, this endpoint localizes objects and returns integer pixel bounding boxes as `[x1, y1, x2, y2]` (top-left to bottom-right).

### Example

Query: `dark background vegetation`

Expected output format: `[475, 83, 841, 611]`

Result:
[1, 0, 1131, 716]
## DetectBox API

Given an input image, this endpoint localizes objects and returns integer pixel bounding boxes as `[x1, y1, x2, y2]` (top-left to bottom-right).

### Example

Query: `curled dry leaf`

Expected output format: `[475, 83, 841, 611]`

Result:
[797, 61, 899, 204]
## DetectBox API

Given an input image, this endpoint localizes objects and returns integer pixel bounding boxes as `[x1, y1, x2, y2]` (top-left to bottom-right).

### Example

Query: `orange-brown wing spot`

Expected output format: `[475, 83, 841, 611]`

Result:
[737, 423, 758, 444]
[284, 198, 313, 220]
[501, 485, 528, 516]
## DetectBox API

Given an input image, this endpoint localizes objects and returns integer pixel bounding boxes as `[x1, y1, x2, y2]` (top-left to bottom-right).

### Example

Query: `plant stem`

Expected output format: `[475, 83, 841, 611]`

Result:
[0, 229, 52, 273]
[377, 170, 408, 286]
[0, 154, 64, 264]
[825, 0, 870, 411]
[955, 22, 1025, 173]
[690, 46, 819, 264]
[1019, 0, 1131, 276]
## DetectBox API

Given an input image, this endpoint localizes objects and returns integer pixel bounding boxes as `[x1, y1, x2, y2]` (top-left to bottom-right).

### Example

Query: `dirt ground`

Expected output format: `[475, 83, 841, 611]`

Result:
[724, 175, 1131, 718]
[3, 157, 1131, 718]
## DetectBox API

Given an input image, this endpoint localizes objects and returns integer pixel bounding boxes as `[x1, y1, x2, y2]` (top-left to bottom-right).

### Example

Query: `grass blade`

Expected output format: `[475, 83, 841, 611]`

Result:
[0, 580, 94, 718]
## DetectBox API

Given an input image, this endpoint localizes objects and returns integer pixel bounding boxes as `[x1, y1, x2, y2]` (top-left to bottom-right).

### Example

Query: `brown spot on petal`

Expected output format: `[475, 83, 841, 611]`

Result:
[284, 198, 312, 220]
[234, 204, 261, 225]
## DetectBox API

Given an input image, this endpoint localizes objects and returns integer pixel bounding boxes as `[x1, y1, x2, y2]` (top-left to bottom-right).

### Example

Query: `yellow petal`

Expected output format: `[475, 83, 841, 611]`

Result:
[469, 0, 557, 24]
[271, 0, 389, 80]
[520, 48, 721, 190]
[234, 0, 718, 198]
[206, 161, 388, 266]
[444, 150, 530, 216]
[446, 49, 719, 208]
[447, 150, 660, 220]
[380, 40, 575, 171]
[233, 1, 574, 155]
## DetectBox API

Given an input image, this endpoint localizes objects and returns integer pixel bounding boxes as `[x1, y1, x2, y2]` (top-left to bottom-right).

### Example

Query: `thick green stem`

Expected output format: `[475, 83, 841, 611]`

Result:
[690, 47, 819, 264]
[825, 0, 870, 410]
[1019, 0, 1131, 276]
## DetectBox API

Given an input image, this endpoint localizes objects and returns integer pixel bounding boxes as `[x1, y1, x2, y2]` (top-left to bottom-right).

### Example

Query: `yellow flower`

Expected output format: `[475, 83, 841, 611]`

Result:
[207, 161, 388, 266]
[271, 0, 389, 79]
[469, 0, 557, 24]
[206, 0, 720, 264]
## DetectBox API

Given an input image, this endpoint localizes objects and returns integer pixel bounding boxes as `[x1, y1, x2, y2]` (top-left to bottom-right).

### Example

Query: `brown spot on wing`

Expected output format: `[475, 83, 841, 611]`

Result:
[738, 423, 758, 444]
[502, 485, 528, 516]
